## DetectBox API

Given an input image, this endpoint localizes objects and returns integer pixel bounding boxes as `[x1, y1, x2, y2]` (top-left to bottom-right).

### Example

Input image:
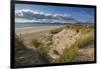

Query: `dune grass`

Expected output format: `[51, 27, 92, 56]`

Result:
[50, 27, 63, 34]
[31, 39, 43, 48]
[31, 39, 52, 63]
[15, 35, 27, 57]
[30, 24, 94, 63]
[15, 24, 94, 64]
[15, 35, 52, 65]
[55, 39, 79, 63]
[78, 32, 94, 48]
[55, 24, 94, 62]
[65, 24, 94, 32]
[15, 35, 30, 66]
[55, 33, 94, 63]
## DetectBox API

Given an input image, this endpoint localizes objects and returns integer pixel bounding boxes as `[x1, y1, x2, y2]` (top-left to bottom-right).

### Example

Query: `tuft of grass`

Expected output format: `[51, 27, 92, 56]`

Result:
[56, 39, 80, 63]
[56, 48, 79, 62]
[31, 39, 52, 63]
[37, 46, 53, 62]
[15, 35, 34, 66]
[65, 24, 83, 29]
[31, 39, 43, 48]
[46, 34, 53, 46]
[65, 24, 94, 32]
[50, 27, 63, 34]
[15, 35, 27, 55]
[78, 32, 94, 48]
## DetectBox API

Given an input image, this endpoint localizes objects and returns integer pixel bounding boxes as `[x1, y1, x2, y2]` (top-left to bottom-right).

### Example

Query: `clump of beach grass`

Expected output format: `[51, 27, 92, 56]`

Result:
[31, 39, 53, 63]
[31, 39, 43, 48]
[15, 35, 34, 66]
[15, 35, 27, 54]
[55, 39, 80, 63]
[50, 27, 63, 34]
[77, 32, 94, 48]
[65, 24, 94, 31]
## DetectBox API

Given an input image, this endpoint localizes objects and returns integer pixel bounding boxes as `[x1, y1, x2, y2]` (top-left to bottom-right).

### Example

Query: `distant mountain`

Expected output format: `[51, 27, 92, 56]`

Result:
[15, 9, 78, 23]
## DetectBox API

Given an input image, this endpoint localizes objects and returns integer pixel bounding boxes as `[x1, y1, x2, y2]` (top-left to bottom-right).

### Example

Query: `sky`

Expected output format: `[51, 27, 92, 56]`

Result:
[15, 4, 95, 23]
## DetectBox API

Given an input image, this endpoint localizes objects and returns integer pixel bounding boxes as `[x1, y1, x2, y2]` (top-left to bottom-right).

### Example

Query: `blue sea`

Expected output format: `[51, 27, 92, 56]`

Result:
[15, 23, 65, 29]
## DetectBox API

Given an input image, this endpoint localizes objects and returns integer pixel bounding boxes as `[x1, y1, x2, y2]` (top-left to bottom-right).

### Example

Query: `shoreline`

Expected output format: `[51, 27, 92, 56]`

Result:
[15, 25, 64, 35]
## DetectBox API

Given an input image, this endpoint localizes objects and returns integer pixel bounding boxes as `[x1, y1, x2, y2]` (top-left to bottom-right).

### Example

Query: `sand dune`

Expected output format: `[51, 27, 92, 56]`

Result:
[15, 24, 94, 65]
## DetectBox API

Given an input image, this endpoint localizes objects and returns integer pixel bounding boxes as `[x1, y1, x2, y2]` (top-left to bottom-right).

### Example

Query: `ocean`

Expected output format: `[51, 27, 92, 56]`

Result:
[15, 23, 65, 29]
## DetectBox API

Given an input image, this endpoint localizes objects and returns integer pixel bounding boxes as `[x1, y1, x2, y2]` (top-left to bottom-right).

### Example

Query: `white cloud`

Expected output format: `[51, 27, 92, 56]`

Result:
[15, 9, 45, 16]
[15, 9, 77, 23]
[53, 14, 71, 17]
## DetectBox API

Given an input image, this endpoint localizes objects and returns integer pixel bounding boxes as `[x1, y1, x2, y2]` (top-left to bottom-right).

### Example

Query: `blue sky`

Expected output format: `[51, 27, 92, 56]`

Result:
[15, 4, 95, 23]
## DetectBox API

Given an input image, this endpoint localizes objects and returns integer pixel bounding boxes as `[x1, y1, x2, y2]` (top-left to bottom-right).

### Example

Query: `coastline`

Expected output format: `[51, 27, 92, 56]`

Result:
[15, 25, 64, 35]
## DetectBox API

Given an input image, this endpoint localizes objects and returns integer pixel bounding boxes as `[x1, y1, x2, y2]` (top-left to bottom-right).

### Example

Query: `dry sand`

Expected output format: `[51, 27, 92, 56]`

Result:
[15, 26, 64, 48]
[16, 26, 64, 35]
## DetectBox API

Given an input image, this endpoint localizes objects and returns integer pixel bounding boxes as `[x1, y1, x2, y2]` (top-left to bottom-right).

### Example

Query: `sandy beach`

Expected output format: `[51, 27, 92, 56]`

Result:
[15, 26, 65, 48]
[16, 26, 64, 35]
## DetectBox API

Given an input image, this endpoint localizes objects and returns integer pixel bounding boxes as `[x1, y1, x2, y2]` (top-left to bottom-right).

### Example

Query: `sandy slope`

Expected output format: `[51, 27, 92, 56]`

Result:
[48, 28, 81, 59]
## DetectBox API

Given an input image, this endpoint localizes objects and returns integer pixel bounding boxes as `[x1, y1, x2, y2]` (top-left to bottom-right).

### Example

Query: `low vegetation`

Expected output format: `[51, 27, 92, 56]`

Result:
[15, 35, 52, 67]
[15, 35, 30, 66]
[55, 32, 94, 63]
[31, 39, 43, 48]
[54, 24, 94, 63]
[78, 32, 94, 48]
[31, 39, 52, 63]
[50, 27, 63, 34]
[15, 24, 95, 65]
[55, 39, 79, 63]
